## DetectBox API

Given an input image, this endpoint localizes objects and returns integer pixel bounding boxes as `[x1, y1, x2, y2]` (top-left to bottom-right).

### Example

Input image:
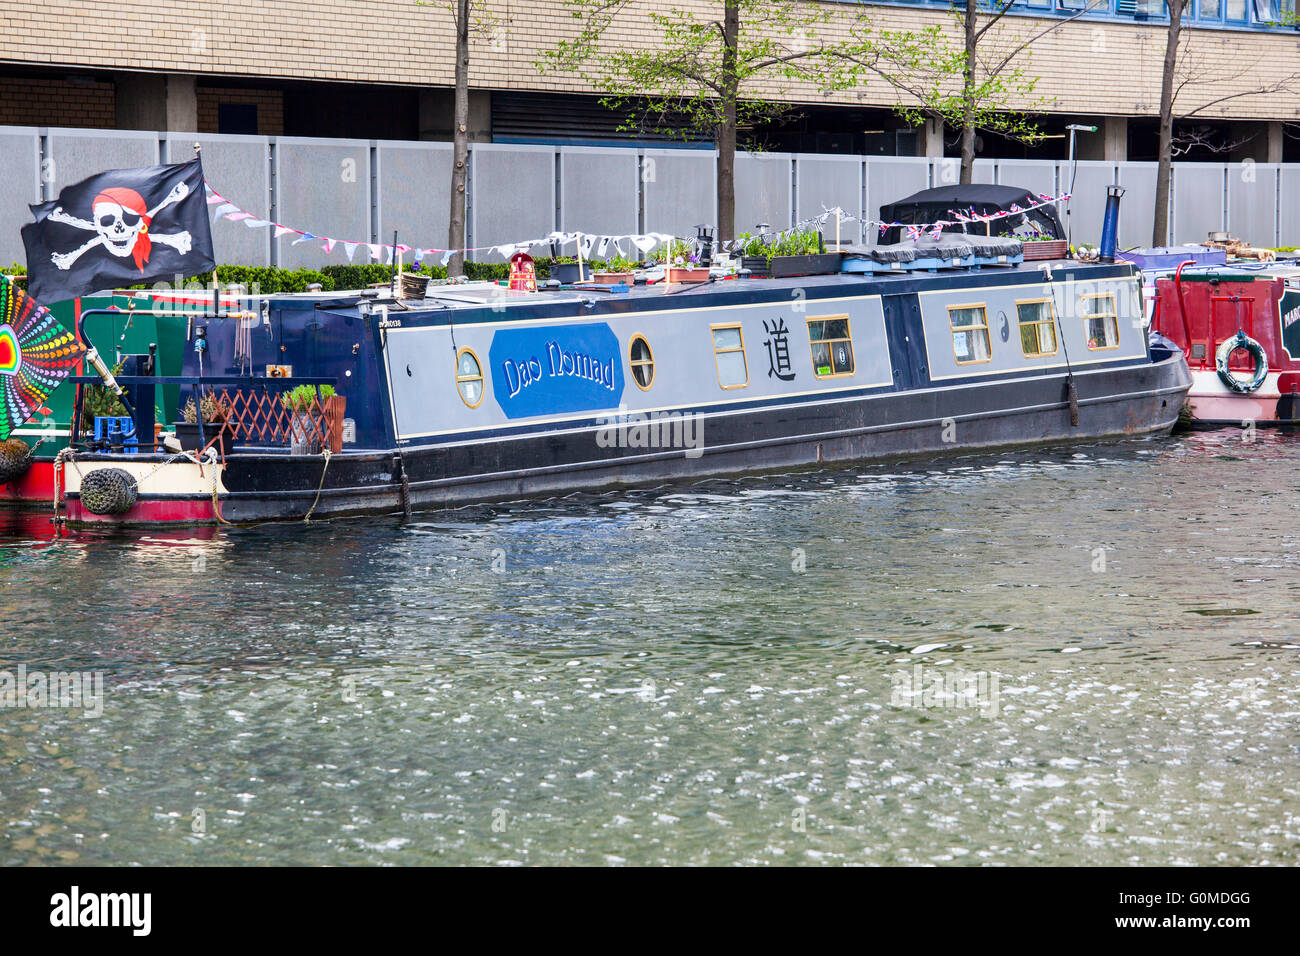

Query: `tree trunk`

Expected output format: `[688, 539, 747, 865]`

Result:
[717, 0, 740, 243]
[960, 0, 978, 185]
[1153, 0, 1185, 247]
[448, 0, 471, 276]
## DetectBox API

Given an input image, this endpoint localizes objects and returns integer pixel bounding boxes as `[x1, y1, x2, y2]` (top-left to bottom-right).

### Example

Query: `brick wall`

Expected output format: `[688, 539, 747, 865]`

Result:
[197, 86, 285, 135]
[0, 75, 115, 129]
[2, 1, 1298, 121]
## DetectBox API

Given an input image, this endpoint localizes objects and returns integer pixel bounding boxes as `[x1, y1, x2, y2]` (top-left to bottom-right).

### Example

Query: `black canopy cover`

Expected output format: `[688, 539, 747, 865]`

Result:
[877, 184, 1064, 245]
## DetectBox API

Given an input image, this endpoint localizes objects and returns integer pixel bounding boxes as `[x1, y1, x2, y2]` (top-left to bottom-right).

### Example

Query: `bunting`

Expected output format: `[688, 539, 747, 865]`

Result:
[204, 181, 1073, 259]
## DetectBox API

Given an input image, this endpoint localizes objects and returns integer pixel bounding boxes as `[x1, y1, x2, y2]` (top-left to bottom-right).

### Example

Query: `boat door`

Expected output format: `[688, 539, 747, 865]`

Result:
[881, 293, 927, 389]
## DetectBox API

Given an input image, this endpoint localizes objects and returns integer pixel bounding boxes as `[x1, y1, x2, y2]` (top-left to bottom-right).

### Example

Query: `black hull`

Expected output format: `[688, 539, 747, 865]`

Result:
[66, 351, 1188, 526]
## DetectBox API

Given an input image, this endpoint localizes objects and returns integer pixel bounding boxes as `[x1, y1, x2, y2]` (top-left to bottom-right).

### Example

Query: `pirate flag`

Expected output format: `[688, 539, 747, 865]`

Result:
[21, 157, 215, 304]
[0, 274, 85, 441]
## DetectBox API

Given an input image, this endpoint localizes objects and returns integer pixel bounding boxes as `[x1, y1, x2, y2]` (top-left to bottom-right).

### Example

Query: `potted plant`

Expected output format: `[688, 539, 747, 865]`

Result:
[175, 392, 231, 455]
[765, 229, 841, 277]
[549, 255, 583, 284]
[655, 240, 709, 283]
[1014, 225, 1069, 261]
[282, 382, 338, 455]
[593, 255, 637, 285]
[737, 233, 772, 276]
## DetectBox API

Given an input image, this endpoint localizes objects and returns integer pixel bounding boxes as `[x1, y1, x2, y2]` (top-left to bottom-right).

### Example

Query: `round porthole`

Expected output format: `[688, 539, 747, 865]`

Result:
[455, 347, 485, 408]
[629, 334, 654, 390]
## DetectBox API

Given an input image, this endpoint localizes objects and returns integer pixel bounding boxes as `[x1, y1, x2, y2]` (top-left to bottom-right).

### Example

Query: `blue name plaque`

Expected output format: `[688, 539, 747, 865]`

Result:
[489, 322, 624, 419]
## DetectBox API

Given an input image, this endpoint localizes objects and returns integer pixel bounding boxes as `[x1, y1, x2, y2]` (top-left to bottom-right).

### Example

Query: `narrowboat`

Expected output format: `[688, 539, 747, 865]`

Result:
[25, 244, 1189, 529]
[1150, 262, 1300, 426]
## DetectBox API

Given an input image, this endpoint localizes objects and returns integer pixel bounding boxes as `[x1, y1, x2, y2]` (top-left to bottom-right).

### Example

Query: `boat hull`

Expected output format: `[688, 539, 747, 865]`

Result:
[48, 351, 1190, 527]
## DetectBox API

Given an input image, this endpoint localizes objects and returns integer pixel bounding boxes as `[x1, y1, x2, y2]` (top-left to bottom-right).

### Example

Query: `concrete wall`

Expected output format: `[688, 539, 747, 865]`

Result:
[6, 124, 1298, 272]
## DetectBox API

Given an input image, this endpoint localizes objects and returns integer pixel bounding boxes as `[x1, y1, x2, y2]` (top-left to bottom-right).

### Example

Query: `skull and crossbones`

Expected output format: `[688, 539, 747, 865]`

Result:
[48, 181, 192, 271]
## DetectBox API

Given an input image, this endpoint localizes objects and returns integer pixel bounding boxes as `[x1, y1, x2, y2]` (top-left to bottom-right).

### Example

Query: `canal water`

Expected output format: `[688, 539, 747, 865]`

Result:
[1, 428, 1298, 866]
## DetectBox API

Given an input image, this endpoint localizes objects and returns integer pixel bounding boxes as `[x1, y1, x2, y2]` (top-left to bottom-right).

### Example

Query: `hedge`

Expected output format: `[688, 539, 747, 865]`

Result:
[0, 257, 574, 298]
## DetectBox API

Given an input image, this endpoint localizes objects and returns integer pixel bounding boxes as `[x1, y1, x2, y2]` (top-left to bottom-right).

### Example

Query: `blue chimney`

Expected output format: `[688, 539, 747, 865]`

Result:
[1099, 185, 1126, 262]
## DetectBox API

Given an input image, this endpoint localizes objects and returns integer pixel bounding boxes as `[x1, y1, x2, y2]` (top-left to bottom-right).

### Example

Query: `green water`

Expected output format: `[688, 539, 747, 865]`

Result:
[1, 429, 1298, 865]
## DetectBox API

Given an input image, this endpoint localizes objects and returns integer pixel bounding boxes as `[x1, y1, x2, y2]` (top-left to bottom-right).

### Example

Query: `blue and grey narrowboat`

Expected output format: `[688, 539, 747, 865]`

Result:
[51, 249, 1191, 527]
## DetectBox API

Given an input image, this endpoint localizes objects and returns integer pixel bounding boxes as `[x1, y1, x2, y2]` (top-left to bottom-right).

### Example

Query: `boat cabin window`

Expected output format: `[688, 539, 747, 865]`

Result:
[629, 334, 655, 390]
[1015, 299, 1058, 358]
[1082, 293, 1119, 350]
[455, 347, 485, 408]
[711, 323, 749, 389]
[807, 315, 855, 378]
[948, 304, 992, 364]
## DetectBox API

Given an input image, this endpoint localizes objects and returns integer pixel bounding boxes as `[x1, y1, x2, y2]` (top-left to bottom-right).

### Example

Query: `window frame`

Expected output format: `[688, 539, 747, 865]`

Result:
[806, 314, 856, 379]
[710, 322, 749, 390]
[454, 346, 485, 409]
[947, 302, 993, 366]
[629, 333, 655, 391]
[1014, 297, 1060, 358]
[1081, 292, 1121, 351]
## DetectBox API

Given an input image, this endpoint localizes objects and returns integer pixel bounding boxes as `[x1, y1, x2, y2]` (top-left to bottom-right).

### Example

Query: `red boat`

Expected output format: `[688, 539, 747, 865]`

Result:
[1151, 263, 1300, 426]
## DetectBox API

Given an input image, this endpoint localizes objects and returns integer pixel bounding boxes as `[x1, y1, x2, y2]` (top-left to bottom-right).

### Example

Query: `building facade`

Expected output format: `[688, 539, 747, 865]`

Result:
[2, 0, 1300, 161]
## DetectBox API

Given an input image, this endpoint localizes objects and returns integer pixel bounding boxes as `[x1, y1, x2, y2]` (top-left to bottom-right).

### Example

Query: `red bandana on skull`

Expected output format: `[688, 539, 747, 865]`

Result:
[91, 187, 152, 271]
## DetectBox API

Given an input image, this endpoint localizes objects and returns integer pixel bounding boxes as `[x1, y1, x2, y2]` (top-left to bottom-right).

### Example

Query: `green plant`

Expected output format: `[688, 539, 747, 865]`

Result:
[599, 255, 638, 273]
[737, 228, 821, 263]
[280, 384, 336, 411]
[78, 377, 128, 435]
[653, 239, 693, 264]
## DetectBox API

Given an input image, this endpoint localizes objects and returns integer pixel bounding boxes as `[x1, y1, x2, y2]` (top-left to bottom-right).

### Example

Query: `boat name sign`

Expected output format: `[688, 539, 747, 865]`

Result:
[490, 323, 625, 419]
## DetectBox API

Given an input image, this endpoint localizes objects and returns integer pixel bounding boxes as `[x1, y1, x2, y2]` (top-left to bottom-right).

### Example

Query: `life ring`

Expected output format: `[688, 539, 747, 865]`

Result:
[1216, 331, 1268, 394]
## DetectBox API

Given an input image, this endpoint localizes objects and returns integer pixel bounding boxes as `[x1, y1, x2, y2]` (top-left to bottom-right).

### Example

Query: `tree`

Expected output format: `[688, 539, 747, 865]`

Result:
[448, 0, 470, 277]
[1153, 2, 1299, 245]
[1152, 0, 1188, 247]
[865, 2, 1096, 184]
[419, 0, 501, 275]
[540, 0, 867, 242]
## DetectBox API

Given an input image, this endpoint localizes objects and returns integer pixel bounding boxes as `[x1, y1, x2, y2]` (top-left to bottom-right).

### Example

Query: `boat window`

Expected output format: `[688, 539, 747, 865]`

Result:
[455, 347, 485, 408]
[711, 323, 748, 389]
[1015, 299, 1058, 357]
[948, 304, 992, 364]
[807, 315, 855, 378]
[629, 334, 655, 390]
[1082, 293, 1120, 350]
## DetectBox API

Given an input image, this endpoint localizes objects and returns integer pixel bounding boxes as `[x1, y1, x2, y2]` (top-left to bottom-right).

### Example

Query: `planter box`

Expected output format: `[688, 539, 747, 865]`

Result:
[173, 421, 227, 457]
[591, 271, 633, 285]
[1021, 240, 1069, 260]
[666, 267, 710, 283]
[322, 394, 347, 454]
[288, 412, 321, 456]
[768, 253, 842, 278]
[549, 262, 583, 284]
[740, 256, 770, 277]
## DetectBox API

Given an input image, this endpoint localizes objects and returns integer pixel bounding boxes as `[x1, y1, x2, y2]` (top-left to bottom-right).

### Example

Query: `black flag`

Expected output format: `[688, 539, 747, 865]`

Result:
[21, 157, 215, 303]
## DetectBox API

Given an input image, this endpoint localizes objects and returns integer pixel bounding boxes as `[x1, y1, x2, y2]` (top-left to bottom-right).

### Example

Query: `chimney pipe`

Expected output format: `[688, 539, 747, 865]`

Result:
[1099, 185, 1126, 262]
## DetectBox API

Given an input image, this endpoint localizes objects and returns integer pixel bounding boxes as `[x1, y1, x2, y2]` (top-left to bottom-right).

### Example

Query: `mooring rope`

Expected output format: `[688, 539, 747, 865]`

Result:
[303, 449, 333, 523]
[51, 447, 72, 521]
